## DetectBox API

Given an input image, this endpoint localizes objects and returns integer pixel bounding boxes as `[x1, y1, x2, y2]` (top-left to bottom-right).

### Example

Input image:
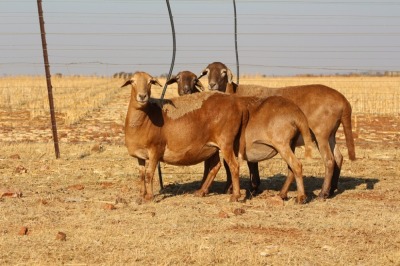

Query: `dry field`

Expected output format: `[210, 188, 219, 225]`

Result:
[0, 75, 399, 265]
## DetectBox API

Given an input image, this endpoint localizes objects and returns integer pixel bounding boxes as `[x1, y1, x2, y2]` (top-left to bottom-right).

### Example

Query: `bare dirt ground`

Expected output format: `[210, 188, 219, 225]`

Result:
[0, 87, 399, 265]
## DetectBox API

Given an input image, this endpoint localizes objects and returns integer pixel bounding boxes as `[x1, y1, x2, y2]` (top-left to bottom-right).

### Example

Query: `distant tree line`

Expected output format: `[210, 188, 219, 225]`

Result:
[113, 72, 133, 79]
[295, 71, 400, 77]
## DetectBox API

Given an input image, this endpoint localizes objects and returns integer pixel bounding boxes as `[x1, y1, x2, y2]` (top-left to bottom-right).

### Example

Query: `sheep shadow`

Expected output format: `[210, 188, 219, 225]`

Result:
[158, 176, 253, 200]
[158, 174, 379, 202]
[256, 174, 380, 201]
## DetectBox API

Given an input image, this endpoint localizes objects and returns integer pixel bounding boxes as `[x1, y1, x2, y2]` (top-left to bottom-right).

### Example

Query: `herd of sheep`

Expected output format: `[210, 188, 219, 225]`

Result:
[121, 62, 356, 203]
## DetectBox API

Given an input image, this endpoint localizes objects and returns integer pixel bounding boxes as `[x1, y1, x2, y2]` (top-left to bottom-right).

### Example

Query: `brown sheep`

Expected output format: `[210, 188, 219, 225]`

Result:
[199, 62, 356, 199]
[165, 71, 205, 96]
[121, 71, 248, 202]
[196, 95, 314, 203]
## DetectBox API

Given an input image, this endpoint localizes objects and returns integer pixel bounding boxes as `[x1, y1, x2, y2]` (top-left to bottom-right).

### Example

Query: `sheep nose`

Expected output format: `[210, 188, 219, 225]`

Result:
[184, 85, 190, 94]
[209, 82, 217, 90]
[138, 94, 147, 101]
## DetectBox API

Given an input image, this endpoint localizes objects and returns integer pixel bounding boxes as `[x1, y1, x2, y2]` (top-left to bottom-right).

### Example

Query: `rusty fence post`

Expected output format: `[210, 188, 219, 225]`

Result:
[233, 0, 239, 85]
[37, 0, 60, 158]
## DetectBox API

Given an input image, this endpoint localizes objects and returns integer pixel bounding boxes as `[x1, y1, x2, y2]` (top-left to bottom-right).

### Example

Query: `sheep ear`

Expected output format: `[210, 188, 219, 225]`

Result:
[226, 68, 233, 84]
[195, 79, 205, 92]
[121, 80, 132, 88]
[198, 68, 209, 79]
[165, 74, 179, 85]
[150, 78, 163, 87]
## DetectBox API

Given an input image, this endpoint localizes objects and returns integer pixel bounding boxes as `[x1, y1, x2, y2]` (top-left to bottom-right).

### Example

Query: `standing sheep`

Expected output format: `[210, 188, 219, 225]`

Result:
[196, 95, 314, 203]
[199, 62, 356, 199]
[122, 71, 248, 201]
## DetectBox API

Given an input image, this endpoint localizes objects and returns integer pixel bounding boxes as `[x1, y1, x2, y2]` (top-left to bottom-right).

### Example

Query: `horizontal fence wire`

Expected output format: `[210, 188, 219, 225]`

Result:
[0, 0, 399, 162]
[1, 1, 400, 76]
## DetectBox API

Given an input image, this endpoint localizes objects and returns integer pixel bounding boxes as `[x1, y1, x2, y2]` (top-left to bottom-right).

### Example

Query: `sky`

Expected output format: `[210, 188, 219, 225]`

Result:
[1, 0, 400, 77]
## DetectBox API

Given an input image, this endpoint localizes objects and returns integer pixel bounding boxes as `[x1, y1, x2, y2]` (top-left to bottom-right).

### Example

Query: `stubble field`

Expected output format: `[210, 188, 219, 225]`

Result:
[0, 75, 399, 265]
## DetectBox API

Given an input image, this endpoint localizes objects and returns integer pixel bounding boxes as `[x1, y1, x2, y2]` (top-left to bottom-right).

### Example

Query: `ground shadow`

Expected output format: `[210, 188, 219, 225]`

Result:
[158, 176, 252, 200]
[257, 174, 380, 201]
[157, 174, 380, 202]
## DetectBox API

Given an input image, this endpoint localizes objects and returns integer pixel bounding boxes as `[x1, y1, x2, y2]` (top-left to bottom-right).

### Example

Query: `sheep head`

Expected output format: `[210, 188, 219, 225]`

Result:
[199, 62, 233, 92]
[121, 71, 162, 107]
[166, 71, 205, 96]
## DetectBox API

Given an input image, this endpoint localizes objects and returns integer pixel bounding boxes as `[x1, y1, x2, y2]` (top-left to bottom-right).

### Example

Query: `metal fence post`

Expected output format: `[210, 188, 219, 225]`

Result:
[37, 0, 60, 159]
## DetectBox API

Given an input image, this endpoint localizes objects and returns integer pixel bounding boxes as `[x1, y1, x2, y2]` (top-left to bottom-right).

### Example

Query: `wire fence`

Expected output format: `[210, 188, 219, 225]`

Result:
[0, 1, 399, 160]
[1, 0, 400, 76]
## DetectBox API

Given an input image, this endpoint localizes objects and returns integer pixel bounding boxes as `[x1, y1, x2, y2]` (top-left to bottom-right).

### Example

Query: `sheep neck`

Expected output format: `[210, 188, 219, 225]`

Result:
[126, 99, 151, 127]
[226, 82, 238, 93]
[127, 101, 164, 128]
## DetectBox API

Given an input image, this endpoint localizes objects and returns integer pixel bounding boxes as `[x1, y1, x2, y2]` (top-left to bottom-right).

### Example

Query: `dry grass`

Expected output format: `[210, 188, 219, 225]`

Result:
[1, 75, 399, 127]
[239, 75, 400, 115]
[0, 142, 399, 265]
[0, 76, 124, 125]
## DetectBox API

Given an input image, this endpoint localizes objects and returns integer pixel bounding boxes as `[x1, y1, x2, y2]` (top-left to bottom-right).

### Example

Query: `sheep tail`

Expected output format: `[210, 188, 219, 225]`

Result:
[297, 115, 313, 160]
[341, 101, 356, 161]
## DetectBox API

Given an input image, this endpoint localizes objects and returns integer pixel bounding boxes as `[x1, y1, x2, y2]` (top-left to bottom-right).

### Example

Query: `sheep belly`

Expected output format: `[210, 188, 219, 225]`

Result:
[162, 144, 218, 166]
[245, 142, 278, 162]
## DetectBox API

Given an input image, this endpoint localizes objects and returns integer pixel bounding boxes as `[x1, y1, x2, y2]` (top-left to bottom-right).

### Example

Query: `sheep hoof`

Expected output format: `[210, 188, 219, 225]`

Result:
[278, 192, 288, 200]
[229, 194, 240, 202]
[144, 194, 154, 202]
[193, 190, 206, 197]
[296, 195, 307, 204]
[317, 191, 329, 200]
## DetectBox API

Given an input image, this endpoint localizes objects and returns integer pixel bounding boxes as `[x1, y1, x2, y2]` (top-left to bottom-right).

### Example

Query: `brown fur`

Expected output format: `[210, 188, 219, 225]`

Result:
[161, 91, 216, 120]
[122, 71, 248, 202]
[200, 62, 356, 198]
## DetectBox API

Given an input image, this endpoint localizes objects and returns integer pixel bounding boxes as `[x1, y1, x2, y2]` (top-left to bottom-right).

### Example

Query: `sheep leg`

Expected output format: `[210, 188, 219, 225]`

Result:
[200, 157, 212, 185]
[278, 142, 296, 200]
[315, 137, 335, 199]
[137, 159, 147, 198]
[195, 153, 221, 197]
[248, 162, 261, 195]
[143, 158, 158, 201]
[277, 146, 306, 203]
[221, 150, 240, 202]
[223, 159, 233, 194]
[278, 169, 294, 200]
[223, 161, 260, 196]
[329, 141, 343, 196]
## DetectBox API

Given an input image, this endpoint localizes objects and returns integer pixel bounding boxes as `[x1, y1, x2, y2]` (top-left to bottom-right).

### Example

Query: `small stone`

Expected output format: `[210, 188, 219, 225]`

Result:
[218, 210, 229, 218]
[56, 232, 67, 241]
[103, 203, 116, 210]
[233, 208, 245, 216]
[266, 195, 284, 206]
[322, 245, 334, 251]
[18, 226, 28, 236]
[67, 184, 85, 191]
[260, 245, 280, 256]
[9, 154, 21, 160]
[91, 143, 104, 153]
[14, 165, 27, 174]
